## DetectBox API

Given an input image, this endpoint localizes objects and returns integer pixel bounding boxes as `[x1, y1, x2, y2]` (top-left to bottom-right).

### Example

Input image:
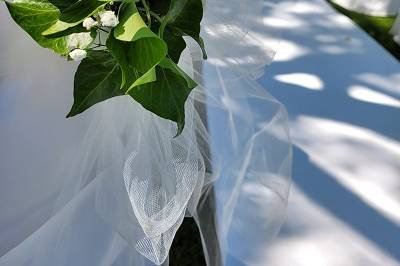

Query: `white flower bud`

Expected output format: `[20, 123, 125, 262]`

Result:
[99, 11, 119, 28]
[69, 49, 87, 61]
[83, 17, 98, 30]
[67, 43, 77, 52]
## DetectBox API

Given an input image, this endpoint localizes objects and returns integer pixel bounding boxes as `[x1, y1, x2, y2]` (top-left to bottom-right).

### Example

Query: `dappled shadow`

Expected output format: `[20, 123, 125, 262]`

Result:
[257, 0, 400, 264]
[293, 146, 400, 258]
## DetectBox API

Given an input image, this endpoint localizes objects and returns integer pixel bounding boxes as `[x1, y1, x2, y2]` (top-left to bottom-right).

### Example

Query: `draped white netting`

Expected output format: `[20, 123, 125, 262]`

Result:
[0, 0, 291, 265]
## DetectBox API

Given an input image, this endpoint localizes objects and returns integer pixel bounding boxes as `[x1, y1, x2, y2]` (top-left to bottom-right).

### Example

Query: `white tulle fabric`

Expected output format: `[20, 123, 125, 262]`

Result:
[0, 1, 291, 265]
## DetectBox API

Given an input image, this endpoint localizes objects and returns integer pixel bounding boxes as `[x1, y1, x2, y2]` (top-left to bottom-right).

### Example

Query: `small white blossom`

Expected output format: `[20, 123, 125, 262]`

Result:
[99, 11, 119, 28]
[69, 49, 87, 61]
[67, 33, 93, 51]
[67, 43, 77, 52]
[83, 17, 98, 30]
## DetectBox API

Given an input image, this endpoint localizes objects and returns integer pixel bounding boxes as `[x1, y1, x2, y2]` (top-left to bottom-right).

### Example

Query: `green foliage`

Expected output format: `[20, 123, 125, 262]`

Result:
[42, 0, 107, 36]
[328, 1, 400, 61]
[67, 50, 123, 117]
[128, 58, 197, 136]
[6, 0, 76, 55]
[4, 0, 206, 135]
[107, 3, 167, 92]
[164, 0, 207, 59]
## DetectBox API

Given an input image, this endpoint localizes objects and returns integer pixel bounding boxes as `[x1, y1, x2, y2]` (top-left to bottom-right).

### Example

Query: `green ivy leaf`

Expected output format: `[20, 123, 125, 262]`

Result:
[129, 58, 197, 135]
[42, 0, 109, 36]
[162, 27, 186, 63]
[6, 0, 71, 55]
[48, 0, 80, 12]
[67, 50, 123, 117]
[106, 33, 166, 92]
[164, 0, 207, 59]
[114, 2, 149, 42]
[5, 0, 204, 136]
[148, 0, 171, 15]
[68, 51, 196, 135]
[6, 0, 96, 56]
[107, 2, 167, 92]
[44, 24, 91, 39]
[150, 21, 186, 63]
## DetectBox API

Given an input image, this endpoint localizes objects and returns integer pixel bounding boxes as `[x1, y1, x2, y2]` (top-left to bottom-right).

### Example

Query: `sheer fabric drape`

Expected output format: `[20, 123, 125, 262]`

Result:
[0, 0, 291, 265]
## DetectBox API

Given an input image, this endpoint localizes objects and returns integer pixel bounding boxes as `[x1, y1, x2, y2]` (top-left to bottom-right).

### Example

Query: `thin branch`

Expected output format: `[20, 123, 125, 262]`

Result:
[138, 7, 163, 23]
[149, 11, 163, 23]
[96, 27, 110, 33]
[141, 0, 152, 27]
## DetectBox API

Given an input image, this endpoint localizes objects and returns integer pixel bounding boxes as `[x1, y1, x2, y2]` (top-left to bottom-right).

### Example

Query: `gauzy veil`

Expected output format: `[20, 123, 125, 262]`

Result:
[0, 0, 292, 265]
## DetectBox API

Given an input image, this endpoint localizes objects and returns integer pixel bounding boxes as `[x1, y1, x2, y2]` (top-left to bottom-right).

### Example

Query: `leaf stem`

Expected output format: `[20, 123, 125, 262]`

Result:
[141, 0, 151, 27]
[138, 8, 163, 23]
[96, 27, 110, 33]
[150, 11, 163, 23]
[159, 20, 167, 39]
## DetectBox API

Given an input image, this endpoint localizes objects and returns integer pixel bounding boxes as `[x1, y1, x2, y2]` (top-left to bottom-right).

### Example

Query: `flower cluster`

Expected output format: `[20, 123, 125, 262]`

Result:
[69, 10, 119, 61]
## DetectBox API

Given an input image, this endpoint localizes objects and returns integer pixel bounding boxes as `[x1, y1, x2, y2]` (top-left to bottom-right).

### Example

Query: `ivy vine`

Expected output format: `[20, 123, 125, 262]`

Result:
[4, 0, 206, 135]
